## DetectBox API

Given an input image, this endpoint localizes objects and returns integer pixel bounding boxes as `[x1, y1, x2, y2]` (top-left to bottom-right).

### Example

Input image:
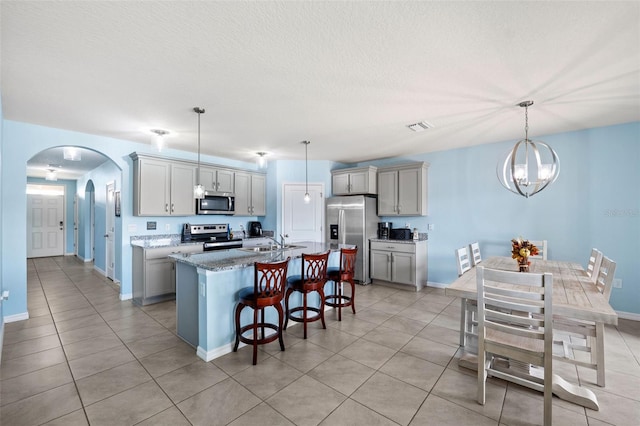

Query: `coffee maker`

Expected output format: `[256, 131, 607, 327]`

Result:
[378, 222, 392, 239]
[248, 221, 262, 237]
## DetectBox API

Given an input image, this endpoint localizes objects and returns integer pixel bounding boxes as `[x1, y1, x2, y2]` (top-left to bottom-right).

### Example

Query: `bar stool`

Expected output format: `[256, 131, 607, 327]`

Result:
[284, 251, 330, 339]
[233, 258, 290, 365]
[325, 246, 358, 321]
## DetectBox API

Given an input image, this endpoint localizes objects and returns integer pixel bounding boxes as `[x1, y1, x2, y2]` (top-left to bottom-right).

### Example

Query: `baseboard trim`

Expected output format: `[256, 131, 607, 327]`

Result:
[93, 265, 106, 276]
[119, 293, 133, 301]
[616, 311, 640, 321]
[4, 312, 30, 323]
[197, 344, 234, 362]
[426, 281, 448, 289]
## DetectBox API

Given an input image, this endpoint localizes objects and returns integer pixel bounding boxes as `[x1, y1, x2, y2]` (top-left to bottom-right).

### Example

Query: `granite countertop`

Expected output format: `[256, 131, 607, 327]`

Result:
[370, 234, 428, 244]
[170, 241, 351, 272]
[130, 234, 204, 249]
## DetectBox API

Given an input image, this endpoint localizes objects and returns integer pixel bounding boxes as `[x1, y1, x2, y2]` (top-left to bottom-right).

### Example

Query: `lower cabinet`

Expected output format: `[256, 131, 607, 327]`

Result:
[133, 244, 203, 305]
[370, 240, 427, 291]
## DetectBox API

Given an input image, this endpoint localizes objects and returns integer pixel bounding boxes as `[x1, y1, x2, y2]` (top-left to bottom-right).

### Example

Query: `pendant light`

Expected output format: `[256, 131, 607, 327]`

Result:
[150, 129, 169, 152]
[256, 152, 268, 169]
[302, 140, 311, 203]
[193, 107, 206, 199]
[497, 101, 560, 198]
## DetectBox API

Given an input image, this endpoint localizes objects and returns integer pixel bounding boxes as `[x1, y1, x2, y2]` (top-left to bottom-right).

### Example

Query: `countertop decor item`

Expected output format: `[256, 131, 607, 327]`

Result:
[511, 237, 539, 272]
[497, 101, 560, 198]
[193, 107, 206, 199]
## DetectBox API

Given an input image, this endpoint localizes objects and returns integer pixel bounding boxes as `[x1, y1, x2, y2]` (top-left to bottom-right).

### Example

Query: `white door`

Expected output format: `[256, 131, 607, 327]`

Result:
[282, 183, 324, 243]
[105, 182, 115, 279]
[27, 194, 64, 258]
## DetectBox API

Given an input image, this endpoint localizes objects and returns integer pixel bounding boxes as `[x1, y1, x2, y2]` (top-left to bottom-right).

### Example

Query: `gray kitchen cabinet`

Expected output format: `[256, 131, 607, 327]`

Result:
[198, 166, 234, 193]
[331, 166, 377, 195]
[370, 240, 427, 290]
[132, 244, 203, 306]
[234, 171, 266, 216]
[131, 154, 196, 216]
[377, 162, 428, 216]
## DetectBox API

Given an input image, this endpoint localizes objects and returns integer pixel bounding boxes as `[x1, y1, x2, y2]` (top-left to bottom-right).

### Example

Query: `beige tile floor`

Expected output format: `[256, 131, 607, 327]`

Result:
[1, 256, 639, 425]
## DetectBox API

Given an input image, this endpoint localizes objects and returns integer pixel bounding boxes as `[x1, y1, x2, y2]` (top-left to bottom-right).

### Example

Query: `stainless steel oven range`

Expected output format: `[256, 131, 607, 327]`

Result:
[181, 223, 243, 251]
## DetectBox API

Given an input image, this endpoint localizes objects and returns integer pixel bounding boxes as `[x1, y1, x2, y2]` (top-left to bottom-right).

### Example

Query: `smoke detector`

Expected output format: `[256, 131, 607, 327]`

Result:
[407, 121, 434, 132]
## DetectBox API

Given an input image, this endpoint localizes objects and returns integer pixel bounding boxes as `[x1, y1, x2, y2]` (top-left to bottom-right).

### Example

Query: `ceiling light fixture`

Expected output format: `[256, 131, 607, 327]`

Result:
[150, 129, 169, 152]
[256, 152, 268, 169]
[63, 147, 81, 161]
[497, 101, 560, 198]
[193, 107, 206, 199]
[302, 140, 311, 203]
[45, 166, 58, 181]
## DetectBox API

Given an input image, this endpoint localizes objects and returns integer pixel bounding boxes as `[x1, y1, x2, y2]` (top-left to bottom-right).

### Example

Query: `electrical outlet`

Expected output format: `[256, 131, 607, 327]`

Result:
[405, 223, 410, 229]
[165, 224, 171, 231]
[612, 278, 622, 289]
[428, 224, 434, 231]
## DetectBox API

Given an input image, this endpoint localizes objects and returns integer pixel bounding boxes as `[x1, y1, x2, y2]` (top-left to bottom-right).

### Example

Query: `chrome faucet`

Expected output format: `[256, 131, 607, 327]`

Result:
[267, 234, 289, 249]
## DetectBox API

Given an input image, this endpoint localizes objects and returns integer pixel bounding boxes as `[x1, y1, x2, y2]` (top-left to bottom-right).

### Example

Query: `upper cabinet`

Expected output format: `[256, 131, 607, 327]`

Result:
[234, 172, 266, 216]
[378, 162, 429, 216]
[331, 166, 377, 195]
[131, 154, 195, 216]
[198, 166, 234, 193]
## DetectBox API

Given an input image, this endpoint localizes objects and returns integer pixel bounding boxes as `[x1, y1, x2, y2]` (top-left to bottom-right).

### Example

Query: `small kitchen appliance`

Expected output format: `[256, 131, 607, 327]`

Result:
[248, 221, 263, 237]
[390, 228, 412, 240]
[181, 223, 243, 251]
[377, 222, 392, 239]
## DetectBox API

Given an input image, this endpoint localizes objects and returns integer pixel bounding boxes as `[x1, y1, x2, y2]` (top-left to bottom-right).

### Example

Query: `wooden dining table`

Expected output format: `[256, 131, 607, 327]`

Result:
[445, 256, 618, 410]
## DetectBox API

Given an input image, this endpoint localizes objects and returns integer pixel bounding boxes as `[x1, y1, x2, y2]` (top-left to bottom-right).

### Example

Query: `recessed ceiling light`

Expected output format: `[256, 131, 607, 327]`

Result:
[407, 121, 434, 132]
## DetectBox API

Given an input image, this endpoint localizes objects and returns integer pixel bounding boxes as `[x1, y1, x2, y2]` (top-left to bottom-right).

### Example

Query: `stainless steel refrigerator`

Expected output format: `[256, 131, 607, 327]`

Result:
[326, 195, 379, 284]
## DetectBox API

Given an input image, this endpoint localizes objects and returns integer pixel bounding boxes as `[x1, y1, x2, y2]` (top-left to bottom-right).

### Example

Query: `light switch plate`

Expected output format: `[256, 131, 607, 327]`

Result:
[612, 278, 622, 288]
[428, 224, 434, 231]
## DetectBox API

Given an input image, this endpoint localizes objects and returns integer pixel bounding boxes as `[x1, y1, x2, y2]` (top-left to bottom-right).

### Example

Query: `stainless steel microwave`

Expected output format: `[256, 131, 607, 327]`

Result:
[196, 191, 235, 215]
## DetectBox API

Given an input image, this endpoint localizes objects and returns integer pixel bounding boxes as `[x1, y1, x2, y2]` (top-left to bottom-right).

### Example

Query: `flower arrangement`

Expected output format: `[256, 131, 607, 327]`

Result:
[511, 237, 539, 263]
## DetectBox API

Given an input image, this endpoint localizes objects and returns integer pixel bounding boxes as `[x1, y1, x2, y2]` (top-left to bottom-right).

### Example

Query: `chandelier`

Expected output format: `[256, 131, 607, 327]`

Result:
[497, 101, 560, 198]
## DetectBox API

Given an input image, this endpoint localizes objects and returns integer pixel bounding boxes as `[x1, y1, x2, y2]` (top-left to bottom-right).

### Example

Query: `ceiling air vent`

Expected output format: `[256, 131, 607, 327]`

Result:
[407, 121, 434, 132]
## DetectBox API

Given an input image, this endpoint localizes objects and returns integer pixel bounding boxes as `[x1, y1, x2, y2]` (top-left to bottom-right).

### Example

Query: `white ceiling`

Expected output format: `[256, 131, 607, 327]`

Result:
[3, 1, 639, 169]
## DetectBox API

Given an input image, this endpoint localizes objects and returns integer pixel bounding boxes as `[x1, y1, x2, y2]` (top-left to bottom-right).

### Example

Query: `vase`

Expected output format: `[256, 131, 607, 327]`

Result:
[518, 257, 529, 272]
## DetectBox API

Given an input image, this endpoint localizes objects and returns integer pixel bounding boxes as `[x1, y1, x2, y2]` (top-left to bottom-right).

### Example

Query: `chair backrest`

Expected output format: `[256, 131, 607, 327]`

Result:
[476, 266, 553, 365]
[455, 247, 472, 276]
[586, 248, 603, 282]
[301, 251, 330, 284]
[595, 256, 616, 301]
[338, 246, 358, 279]
[529, 240, 548, 260]
[254, 258, 290, 303]
[469, 242, 482, 266]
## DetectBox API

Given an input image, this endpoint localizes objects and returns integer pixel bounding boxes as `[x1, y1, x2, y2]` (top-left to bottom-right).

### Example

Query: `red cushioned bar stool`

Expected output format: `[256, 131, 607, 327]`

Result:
[233, 257, 290, 365]
[284, 251, 330, 339]
[325, 246, 358, 321]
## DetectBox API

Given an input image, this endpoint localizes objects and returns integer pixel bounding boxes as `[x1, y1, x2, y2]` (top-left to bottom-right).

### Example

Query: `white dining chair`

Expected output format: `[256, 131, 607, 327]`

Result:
[455, 246, 472, 276]
[477, 266, 553, 426]
[553, 256, 616, 387]
[586, 248, 603, 283]
[469, 242, 482, 266]
[456, 246, 475, 347]
[529, 240, 548, 260]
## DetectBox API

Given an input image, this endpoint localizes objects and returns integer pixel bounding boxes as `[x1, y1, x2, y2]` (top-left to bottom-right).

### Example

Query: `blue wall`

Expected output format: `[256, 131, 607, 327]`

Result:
[355, 122, 640, 314]
[1, 119, 638, 320]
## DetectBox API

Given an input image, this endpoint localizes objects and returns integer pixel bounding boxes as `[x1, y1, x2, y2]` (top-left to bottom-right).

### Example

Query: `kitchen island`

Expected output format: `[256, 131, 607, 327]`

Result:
[170, 242, 345, 361]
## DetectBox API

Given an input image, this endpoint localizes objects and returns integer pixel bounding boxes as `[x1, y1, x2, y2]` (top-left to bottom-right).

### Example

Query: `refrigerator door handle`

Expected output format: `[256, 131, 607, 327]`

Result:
[338, 209, 346, 245]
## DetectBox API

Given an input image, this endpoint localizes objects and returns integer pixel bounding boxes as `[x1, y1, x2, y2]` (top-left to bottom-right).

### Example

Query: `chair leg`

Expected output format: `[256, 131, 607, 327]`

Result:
[349, 279, 356, 315]
[233, 303, 244, 352]
[252, 308, 259, 365]
[283, 288, 292, 330]
[276, 303, 285, 352]
[337, 280, 342, 321]
[595, 322, 605, 387]
[260, 307, 265, 340]
[303, 291, 308, 339]
[318, 287, 326, 329]
[477, 346, 486, 405]
[460, 299, 468, 347]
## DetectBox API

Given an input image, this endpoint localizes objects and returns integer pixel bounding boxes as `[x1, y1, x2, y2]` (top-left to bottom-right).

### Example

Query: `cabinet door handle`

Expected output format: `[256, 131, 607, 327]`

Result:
[165, 204, 169, 212]
[171, 203, 174, 213]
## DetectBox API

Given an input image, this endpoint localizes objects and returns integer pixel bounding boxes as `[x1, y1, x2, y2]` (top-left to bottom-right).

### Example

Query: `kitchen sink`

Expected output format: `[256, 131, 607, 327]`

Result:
[238, 244, 305, 253]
